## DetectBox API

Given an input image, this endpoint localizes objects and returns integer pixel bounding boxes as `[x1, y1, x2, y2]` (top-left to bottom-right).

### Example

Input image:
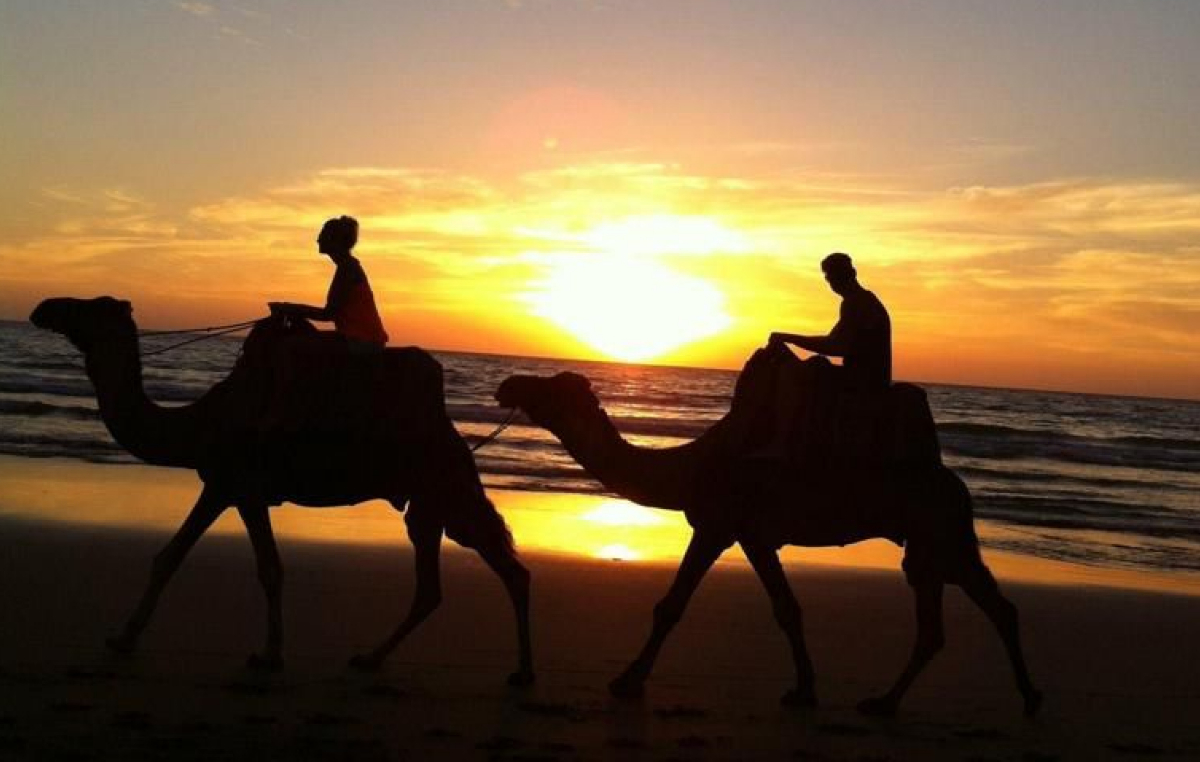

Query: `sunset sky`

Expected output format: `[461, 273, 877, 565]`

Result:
[2, 1, 1199, 399]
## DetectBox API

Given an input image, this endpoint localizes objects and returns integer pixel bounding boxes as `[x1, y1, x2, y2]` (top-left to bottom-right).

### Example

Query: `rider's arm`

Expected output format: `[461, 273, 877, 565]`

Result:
[269, 262, 358, 322]
[770, 303, 854, 356]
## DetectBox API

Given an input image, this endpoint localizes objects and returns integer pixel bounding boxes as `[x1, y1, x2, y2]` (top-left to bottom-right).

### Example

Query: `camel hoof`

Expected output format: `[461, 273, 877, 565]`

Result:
[507, 670, 536, 688]
[608, 676, 645, 700]
[105, 635, 136, 655]
[1024, 689, 1044, 718]
[246, 653, 283, 672]
[856, 696, 897, 718]
[348, 654, 383, 673]
[781, 688, 818, 708]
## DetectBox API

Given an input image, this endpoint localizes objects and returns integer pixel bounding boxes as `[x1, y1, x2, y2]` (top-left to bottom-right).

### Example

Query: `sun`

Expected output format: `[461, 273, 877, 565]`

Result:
[524, 215, 741, 362]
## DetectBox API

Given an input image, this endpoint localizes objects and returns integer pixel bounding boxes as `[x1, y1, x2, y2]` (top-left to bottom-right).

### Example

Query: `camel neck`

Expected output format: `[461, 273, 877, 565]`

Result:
[85, 332, 201, 468]
[547, 406, 707, 511]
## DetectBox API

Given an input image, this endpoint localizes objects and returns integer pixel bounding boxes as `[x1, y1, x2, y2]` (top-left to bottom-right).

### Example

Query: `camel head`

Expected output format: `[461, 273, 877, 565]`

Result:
[495, 371, 602, 428]
[30, 296, 136, 352]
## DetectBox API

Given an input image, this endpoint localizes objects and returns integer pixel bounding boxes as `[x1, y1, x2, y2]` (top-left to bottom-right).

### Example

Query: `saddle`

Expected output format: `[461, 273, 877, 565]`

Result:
[731, 346, 942, 469]
[225, 316, 445, 439]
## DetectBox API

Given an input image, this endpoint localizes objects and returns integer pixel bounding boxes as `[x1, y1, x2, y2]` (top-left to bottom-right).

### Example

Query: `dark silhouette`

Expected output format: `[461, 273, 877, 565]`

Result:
[28, 296, 534, 684]
[753, 253, 893, 460]
[269, 215, 389, 348]
[769, 252, 891, 390]
[495, 352, 1040, 716]
[264, 216, 389, 431]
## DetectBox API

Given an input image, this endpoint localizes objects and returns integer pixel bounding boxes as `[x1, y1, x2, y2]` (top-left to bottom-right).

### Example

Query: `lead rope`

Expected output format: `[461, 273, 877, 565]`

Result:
[471, 407, 518, 452]
[139, 317, 517, 450]
[139, 318, 264, 357]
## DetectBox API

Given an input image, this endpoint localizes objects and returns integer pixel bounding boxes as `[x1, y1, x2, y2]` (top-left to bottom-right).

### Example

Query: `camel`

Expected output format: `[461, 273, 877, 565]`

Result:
[495, 350, 1041, 716]
[29, 296, 533, 684]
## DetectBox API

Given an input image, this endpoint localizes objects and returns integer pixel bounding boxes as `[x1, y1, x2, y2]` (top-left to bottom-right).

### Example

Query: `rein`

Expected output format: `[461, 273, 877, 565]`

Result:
[137, 316, 519, 450]
[139, 318, 263, 357]
[471, 406, 518, 452]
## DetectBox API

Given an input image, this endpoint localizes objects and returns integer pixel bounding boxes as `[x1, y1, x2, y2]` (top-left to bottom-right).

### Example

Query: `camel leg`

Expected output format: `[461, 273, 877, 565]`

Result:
[858, 582, 944, 717]
[610, 531, 730, 699]
[349, 511, 443, 671]
[474, 538, 535, 687]
[237, 502, 284, 672]
[742, 543, 817, 707]
[107, 486, 228, 654]
[961, 567, 1043, 716]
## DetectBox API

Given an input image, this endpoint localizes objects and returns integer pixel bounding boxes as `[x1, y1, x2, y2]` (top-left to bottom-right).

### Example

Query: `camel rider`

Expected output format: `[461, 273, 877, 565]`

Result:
[269, 215, 389, 352]
[260, 216, 388, 432]
[769, 252, 891, 391]
[750, 253, 891, 459]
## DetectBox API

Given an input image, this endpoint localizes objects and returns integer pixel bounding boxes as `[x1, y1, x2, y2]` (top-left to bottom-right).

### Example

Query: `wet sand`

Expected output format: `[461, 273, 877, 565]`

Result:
[1, 457, 1199, 760]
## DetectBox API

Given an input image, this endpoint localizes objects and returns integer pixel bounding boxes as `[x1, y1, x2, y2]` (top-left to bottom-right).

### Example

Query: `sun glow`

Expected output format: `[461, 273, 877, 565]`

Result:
[596, 543, 641, 561]
[582, 500, 665, 526]
[525, 215, 740, 363]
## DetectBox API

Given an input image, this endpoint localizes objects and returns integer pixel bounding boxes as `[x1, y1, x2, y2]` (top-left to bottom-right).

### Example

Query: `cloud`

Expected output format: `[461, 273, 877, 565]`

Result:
[174, 2, 215, 17]
[5, 164, 1200, 396]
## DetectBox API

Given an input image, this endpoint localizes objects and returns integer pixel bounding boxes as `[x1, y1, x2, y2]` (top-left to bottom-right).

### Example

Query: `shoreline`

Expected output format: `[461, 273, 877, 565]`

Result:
[3, 502, 1200, 760]
[2, 453, 1197, 598]
[2, 454, 1199, 759]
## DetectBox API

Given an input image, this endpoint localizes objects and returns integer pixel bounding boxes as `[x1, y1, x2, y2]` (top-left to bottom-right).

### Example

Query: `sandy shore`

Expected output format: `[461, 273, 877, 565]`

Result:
[1, 458, 1199, 760]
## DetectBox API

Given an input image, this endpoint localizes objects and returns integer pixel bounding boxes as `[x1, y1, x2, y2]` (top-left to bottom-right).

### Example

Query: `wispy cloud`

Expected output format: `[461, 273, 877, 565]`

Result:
[7, 164, 1200, 395]
[174, 1, 215, 18]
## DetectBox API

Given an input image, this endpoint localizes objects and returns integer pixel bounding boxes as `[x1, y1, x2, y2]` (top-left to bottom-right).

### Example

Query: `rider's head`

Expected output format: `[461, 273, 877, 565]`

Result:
[821, 252, 858, 296]
[317, 216, 359, 256]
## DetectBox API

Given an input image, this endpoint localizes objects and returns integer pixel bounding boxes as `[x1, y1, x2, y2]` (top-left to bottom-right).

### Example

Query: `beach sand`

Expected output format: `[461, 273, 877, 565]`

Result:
[1, 457, 1199, 760]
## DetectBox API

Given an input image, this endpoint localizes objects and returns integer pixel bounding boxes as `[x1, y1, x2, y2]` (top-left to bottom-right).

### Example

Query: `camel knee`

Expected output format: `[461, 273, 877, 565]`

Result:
[772, 599, 803, 631]
[916, 629, 945, 660]
[505, 561, 531, 598]
[149, 549, 179, 581]
[417, 589, 442, 615]
[256, 560, 283, 596]
[652, 597, 685, 629]
[992, 594, 1019, 631]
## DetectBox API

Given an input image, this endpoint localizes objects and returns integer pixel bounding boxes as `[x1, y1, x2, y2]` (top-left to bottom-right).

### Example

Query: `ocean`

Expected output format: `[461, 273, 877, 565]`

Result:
[1, 319, 1198, 580]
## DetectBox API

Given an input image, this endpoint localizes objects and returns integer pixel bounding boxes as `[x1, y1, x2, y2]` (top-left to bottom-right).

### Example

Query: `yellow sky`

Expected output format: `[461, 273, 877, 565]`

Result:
[3, 2, 1199, 400]
[4, 162, 1198, 399]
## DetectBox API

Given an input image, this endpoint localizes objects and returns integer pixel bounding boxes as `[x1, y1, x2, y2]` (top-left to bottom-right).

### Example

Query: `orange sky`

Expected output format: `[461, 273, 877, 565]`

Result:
[2, 1, 1199, 400]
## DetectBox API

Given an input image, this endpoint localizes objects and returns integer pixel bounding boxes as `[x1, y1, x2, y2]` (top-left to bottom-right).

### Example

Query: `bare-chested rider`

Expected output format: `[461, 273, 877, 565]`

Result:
[769, 252, 891, 391]
[751, 252, 891, 458]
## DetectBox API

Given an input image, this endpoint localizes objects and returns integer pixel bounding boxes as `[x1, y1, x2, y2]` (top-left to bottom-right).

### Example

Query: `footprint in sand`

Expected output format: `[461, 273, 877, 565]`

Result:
[677, 734, 711, 748]
[655, 705, 709, 720]
[1107, 743, 1166, 756]
[361, 683, 407, 701]
[66, 666, 117, 682]
[816, 722, 872, 737]
[518, 700, 585, 722]
[110, 711, 152, 729]
[607, 737, 646, 749]
[476, 735, 525, 751]
[303, 712, 358, 727]
[241, 714, 278, 725]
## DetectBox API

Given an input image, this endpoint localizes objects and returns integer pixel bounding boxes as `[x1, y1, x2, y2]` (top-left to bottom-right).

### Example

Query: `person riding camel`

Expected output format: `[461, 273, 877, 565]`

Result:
[269, 215, 388, 351]
[751, 252, 891, 459]
[260, 216, 389, 432]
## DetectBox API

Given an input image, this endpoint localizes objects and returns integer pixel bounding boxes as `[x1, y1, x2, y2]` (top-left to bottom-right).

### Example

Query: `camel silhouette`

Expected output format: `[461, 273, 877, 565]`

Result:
[30, 296, 533, 683]
[496, 354, 1040, 716]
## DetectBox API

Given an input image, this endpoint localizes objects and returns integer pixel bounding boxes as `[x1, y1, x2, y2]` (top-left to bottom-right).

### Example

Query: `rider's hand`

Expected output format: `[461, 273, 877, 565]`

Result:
[268, 301, 288, 317]
[768, 332, 783, 348]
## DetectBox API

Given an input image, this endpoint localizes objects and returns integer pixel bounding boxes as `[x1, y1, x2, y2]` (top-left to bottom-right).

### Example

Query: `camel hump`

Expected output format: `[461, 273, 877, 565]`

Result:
[228, 321, 448, 436]
[732, 348, 942, 467]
